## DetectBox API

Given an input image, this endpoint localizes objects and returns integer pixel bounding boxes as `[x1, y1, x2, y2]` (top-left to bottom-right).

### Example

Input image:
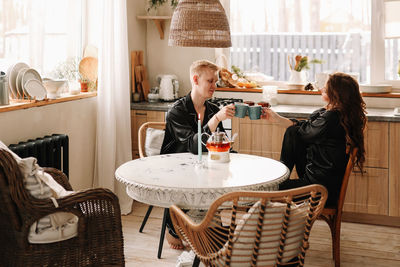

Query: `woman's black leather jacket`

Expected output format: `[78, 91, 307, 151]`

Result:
[160, 93, 225, 154]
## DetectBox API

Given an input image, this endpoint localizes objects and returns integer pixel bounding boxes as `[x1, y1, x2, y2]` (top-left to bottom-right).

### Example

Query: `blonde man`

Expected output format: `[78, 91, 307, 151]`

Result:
[161, 60, 234, 154]
[160, 60, 235, 249]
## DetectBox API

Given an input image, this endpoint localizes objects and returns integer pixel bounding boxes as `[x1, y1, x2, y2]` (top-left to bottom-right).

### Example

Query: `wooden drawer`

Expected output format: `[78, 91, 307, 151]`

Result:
[364, 121, 388, 168]
[344, 167, 389, 215]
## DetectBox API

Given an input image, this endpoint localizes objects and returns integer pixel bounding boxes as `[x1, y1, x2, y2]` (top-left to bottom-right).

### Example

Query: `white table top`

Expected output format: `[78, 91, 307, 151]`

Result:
[116, 153, 289, 209]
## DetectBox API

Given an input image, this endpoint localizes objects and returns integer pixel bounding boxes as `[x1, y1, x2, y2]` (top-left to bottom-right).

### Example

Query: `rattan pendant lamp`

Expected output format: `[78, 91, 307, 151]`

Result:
[168, 0, 232, 48]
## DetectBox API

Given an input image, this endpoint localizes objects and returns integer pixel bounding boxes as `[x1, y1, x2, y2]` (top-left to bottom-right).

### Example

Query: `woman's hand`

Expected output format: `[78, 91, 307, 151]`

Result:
[216, 104, 235, 121]
[261, 107, 280, 122]
[261, 107, 293, 128]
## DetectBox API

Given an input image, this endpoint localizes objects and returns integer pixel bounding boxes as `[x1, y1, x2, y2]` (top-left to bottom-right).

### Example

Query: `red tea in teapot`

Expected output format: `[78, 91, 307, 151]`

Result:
[206, 141, 230, 152]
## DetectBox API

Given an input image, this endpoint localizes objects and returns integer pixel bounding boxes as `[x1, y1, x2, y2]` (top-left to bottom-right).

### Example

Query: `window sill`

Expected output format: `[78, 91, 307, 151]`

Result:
[0, 92, 97, 113]
[215, 87, 400, 98]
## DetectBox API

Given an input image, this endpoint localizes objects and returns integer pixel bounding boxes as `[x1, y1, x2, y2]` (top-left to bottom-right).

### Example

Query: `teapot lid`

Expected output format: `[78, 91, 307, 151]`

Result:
[211, 128, 227, 143]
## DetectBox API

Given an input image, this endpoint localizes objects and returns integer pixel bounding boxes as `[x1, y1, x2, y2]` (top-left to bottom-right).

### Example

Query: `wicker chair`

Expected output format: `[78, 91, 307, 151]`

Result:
[137, 121, 166, 259]
[318, 148, 358, 267]
[170, 184, 328, 267]
[0, 149, 125, 267]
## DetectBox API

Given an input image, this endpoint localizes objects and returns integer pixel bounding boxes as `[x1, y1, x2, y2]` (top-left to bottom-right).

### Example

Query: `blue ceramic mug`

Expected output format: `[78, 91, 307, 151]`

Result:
[248, 105, 262, 120]
[234, 103, 249, 118]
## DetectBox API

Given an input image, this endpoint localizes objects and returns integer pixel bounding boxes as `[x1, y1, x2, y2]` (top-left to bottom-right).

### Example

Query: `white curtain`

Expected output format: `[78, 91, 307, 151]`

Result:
[93, 0, 133, 215]
[1, 0, 82, 76]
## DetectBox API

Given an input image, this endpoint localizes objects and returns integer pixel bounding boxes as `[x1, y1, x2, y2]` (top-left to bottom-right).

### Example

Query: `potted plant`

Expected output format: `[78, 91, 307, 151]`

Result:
[79, 77, 89, 92]
[147, 0, 178, 13]
[288, 55, 323, 84]
[51, 57, 79, 82]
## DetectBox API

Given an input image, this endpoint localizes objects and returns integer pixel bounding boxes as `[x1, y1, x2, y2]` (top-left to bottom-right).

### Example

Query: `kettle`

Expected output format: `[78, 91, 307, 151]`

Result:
[157, 74, 178, 101]
[202, 129, 237, 163]
[0, 71, 9, 105]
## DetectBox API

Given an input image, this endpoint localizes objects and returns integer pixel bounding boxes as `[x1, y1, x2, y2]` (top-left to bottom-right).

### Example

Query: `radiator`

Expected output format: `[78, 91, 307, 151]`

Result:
[8, 134, 69, 177]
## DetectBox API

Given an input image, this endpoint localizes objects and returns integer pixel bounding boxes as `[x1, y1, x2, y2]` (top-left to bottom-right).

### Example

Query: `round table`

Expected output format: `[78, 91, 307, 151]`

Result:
[116, 153, 289, 210]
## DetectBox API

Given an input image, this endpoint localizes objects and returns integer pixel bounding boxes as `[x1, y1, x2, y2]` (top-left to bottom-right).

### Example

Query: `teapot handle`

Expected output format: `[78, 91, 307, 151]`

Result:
[200, 132, 210, 146]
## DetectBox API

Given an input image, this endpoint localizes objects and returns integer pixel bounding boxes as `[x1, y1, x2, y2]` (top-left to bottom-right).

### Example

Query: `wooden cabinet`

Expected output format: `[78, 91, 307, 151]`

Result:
[232, 117, 287, 161]
[131, 110, 165, 159]
[389, 122, 400, 217]
[232, 117, 397, 220]
[343, 121, 389, 215]
[364, 121, 389, 168]
[344, 167, 389, 215]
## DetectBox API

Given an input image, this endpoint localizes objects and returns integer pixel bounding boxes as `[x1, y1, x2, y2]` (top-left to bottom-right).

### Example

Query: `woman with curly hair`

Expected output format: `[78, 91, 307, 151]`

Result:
[262, 72, 366, 206]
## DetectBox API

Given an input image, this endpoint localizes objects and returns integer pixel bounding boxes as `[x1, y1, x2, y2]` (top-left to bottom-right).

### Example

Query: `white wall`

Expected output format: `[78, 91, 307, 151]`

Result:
[127, 1, 215, 96]
[127, 0, 149, 95]
[0, 97, 97, 190]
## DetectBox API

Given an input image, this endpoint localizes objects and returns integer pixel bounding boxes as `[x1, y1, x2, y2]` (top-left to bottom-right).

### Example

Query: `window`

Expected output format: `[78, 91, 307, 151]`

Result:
[0, 0, 83, 78]
[229, 0, 400, 86]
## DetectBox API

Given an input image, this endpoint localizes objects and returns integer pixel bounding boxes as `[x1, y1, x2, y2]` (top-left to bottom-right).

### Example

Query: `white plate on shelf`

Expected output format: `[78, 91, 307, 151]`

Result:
[7, 62, 29, 99]
[16, 67, 29, 98]
[359, 84, 392, 93]
[24, 79, 46, 100]
[284, 83, 306, 90]
[22, 68, 42, 95]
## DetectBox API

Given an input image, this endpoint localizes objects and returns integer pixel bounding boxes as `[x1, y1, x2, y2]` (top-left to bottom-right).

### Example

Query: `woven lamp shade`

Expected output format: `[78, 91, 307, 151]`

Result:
[168, 0, 232, 48]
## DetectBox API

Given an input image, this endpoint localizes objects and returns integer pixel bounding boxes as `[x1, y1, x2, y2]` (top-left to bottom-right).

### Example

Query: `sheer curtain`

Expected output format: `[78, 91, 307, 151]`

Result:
[0, 0, 82, 75]
[93, 0, 132, 215]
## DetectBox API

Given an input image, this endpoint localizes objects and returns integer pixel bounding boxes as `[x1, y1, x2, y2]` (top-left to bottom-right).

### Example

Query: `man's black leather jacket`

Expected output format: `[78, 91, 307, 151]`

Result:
[160, 93, 225, 154]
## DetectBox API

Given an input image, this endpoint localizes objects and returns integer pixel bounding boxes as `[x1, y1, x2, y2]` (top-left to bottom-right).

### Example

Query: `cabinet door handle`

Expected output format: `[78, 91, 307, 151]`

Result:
[135, 112, 147, 116]
[353, 169, 367, 174]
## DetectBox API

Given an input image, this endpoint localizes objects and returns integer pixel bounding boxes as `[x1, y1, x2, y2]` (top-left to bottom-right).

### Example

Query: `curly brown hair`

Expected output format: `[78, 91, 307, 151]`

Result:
[325, 73, 367, 171]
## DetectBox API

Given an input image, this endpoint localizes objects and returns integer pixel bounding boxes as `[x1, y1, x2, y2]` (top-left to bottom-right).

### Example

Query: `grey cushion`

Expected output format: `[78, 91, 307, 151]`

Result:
[145, 127, 165, 156]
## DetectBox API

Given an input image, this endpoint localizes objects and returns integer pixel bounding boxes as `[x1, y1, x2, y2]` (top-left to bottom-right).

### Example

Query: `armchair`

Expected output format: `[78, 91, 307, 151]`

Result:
[0, 149, 124, 266]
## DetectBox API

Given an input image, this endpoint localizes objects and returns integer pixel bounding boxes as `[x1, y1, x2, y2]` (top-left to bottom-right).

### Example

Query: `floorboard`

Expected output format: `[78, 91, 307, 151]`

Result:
[121, 201, 400, 267]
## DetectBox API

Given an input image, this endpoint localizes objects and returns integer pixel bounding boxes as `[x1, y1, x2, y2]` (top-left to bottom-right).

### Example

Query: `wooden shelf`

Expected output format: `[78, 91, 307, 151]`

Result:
[0, 92, 97, 113]
[216, 87, 400, 98]
[137, 15, 172, 40]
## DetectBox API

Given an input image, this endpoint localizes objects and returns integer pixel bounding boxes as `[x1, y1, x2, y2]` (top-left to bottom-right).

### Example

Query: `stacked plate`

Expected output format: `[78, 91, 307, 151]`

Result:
[7, 62, 47, 100]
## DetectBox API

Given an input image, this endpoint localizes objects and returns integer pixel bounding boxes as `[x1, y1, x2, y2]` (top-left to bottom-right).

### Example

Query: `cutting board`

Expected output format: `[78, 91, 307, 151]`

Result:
[131, 50, 149, 101]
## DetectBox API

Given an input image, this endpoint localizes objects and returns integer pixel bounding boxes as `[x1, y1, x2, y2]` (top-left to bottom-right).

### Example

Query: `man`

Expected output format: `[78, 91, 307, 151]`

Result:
[160, 59, 235, 249]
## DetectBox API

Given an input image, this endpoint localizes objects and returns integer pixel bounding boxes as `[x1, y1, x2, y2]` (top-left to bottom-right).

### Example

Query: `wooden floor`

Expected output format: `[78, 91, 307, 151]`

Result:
[122, 201, 400, 267]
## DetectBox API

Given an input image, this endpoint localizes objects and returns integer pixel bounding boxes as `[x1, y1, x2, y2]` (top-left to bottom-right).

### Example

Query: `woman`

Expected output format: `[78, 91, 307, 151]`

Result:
[262, 72, 366, 206]
[160, 59, 235, 249]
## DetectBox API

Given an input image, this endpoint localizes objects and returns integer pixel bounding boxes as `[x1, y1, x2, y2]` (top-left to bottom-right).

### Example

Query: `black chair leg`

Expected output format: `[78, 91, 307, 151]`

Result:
[157, 208, 169, 259]
[192, 256, 200, 267]
[139, 205, 153, 233]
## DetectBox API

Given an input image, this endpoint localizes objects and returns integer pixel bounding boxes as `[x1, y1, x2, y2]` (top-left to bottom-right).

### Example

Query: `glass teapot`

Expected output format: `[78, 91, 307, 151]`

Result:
[202, 129, 237, 163]
[203, 129, 231, 152]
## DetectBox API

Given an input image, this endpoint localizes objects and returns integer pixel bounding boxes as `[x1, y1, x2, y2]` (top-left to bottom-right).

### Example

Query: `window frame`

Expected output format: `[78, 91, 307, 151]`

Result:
[223, 0, 400, 90]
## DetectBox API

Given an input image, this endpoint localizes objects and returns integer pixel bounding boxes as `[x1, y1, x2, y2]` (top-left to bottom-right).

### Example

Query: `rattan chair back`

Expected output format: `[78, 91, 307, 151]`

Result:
[138, 121, 166, 158]
[170, 184, 328, 267]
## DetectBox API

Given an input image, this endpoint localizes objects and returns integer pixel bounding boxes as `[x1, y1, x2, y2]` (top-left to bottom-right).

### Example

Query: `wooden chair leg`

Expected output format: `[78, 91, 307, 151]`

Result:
[333, 219, 341, 267]
[192, 256, 200, 267]
[139, 205, 153, 232]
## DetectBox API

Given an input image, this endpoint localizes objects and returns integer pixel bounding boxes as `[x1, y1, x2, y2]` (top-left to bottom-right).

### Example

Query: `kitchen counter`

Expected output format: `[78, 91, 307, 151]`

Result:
[131, 102, 400, 122]
[131, 101, 172, 112]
